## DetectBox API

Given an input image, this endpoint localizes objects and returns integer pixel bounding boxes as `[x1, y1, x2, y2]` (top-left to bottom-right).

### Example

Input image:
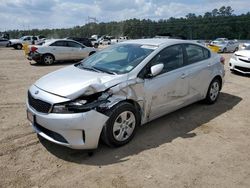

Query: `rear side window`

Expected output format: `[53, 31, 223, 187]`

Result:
[185, 44, 210, 64]
[23, 37, 31, 41]
[67, 41, 83, 48]
[50, 41, 67, 47]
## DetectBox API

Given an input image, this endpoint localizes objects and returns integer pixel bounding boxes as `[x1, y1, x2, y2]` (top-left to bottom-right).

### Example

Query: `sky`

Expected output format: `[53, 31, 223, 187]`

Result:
[0, 0, 249, 31]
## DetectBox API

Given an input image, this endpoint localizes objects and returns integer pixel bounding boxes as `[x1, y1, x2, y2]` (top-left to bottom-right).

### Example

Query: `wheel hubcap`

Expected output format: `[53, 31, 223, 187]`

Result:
[113, 111, 136, 142]
[44, 56, 53, 64]
[210, 81, 219, 101]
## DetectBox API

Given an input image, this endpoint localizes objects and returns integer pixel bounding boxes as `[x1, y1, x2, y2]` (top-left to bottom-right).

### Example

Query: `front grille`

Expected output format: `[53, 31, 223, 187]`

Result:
[239, 58, 250, 63]
[34, 122, 68, 143]
[235, 66, 250, 73]
[28, 91, 52, 113]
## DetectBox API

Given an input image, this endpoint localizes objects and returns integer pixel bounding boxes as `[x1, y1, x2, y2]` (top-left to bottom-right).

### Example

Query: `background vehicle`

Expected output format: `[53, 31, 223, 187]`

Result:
[0, 38, 9, 47]
[229, 45, 250, 74]
[9, 35, 46, 50]
[240, 42, 250, 50]
[89, 38, 99, 48]
[210, 40, 239, 53]
[26, 39, 225, 149]
[99, 38, 111, 45]
[27, 39, 96, 65]
[66, 37, 93, 47]
[210, 38, 228, 45]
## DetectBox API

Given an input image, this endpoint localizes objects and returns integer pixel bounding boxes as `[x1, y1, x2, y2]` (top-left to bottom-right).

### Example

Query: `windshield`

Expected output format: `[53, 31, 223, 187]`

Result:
[77, 43, 154, 74]
[215, 41, 227, 45]
[20, 36, 26, 40]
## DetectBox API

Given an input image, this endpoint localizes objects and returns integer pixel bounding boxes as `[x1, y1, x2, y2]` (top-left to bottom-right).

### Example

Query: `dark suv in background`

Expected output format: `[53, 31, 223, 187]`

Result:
[66, 37, 96, 48]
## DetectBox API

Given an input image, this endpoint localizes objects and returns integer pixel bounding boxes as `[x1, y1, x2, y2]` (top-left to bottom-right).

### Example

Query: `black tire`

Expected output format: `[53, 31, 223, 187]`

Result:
[42, 54, 54, 65]
[234, 47, 239, 52]
[101, 102, 140, 147]
[204, 78, 221, 104]
[222, 48, 227, 53]
[89, 51, 96, 56]
[15, 44, 22, 50]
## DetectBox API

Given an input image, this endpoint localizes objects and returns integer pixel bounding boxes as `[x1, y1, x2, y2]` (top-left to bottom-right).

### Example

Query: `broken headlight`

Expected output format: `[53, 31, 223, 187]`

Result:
[52, 92, 111, 114]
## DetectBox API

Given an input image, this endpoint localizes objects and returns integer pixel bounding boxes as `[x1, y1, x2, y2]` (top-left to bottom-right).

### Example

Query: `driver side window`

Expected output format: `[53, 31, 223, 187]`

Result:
[139, 44, 184, 78]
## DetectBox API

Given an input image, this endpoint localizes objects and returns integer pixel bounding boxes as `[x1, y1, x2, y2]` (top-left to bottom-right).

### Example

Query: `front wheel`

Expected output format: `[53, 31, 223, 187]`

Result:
[101, 102, 139, 147]
[205, 78, 221, 104]
[15, 44, 22, 50]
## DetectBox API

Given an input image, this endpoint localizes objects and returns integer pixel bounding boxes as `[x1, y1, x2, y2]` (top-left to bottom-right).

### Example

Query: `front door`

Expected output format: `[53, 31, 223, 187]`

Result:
[142, 44, 189, 121]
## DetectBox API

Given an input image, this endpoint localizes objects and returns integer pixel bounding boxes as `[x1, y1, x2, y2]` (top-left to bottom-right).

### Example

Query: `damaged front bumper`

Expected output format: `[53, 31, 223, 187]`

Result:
[26, 86, 109, 149]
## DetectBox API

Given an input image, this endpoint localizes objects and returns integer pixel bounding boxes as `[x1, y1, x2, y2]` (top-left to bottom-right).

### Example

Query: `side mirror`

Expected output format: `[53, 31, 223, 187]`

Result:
[150, 64, 164, 77]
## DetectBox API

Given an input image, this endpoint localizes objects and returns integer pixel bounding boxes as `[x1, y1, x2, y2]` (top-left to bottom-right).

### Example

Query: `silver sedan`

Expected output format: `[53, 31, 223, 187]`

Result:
[27, 39, 225, 149]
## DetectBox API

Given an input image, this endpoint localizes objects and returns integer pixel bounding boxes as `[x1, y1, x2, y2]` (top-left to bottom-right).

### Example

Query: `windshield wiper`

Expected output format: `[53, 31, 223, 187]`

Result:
[93, 66, 117, 75]
[79, 65, 100, 73]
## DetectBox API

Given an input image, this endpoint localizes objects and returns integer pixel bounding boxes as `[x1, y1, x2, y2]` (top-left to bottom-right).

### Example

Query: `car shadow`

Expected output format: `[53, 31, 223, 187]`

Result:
[39, 92, 242, 165]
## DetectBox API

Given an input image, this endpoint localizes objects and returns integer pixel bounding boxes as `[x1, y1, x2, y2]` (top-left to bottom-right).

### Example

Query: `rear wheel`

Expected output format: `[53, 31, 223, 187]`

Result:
[42, 54, 54, 65]
[234, 47, 239, 52]
[101, 102, 139, 147]
[205, 78, 221, 104]
[222, 48, 227, 53]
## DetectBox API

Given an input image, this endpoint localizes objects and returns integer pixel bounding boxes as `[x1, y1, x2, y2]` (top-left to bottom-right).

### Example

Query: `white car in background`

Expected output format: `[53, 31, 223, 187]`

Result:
[213, 41, 239, 53]
[210, 38, 228, 45]
[0, 38, 9, 47]
[240, 42, 250, 50]
[9, 35, 46, 50]
[27, 39, 96, 65]
[99, 38, 111, 45]
[229, 45, 250, 74]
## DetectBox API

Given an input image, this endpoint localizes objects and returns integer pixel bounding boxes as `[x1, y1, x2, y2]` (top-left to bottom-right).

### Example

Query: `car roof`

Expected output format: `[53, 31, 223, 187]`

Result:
[44, 39, 84, 46]
[122, 38, 193, 47]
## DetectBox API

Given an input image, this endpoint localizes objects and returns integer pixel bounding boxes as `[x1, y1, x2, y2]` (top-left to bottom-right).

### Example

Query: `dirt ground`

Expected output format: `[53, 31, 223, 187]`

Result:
[0, 47, 250, 188]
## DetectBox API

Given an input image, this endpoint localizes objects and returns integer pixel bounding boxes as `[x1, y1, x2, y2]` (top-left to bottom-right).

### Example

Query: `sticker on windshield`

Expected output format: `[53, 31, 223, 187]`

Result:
[141, 45, 158, 50]
[126, 65, 134, 71]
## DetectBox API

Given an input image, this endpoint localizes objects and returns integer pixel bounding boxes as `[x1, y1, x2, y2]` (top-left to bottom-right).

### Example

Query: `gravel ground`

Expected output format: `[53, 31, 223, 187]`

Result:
[0, 47, 250, 188]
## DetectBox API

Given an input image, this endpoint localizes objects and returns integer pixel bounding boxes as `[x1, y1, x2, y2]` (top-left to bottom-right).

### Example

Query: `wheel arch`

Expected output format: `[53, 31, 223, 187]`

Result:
[89, 51, 96, 56]
[117, 99, 142, 125]
[212, 75, 223, 91]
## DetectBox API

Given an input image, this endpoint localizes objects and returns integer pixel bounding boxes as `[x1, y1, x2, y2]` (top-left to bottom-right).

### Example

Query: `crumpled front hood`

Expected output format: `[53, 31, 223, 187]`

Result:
[235, 50, 250, 57]
[34, 65, 127, 99]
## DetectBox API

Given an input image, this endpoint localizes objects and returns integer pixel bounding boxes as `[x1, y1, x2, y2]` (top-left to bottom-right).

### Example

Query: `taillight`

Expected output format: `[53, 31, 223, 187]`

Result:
[31, 46, 38, 52]
[220, 56, 225, 65]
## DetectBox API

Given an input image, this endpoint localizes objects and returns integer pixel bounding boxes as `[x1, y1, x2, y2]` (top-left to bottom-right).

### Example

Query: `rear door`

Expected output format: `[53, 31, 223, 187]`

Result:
[66, 41, 86, 60]
[49, 41, 70, 60]
[183, 44, 213, 101]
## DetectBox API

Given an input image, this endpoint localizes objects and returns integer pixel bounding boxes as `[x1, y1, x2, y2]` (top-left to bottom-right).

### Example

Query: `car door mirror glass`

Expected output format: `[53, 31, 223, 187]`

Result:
[150, 63, 164, 77]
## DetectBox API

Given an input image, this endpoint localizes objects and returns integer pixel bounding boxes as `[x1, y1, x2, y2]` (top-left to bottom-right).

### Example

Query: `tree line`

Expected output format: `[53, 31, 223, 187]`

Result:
[4, 6, 250, 40]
